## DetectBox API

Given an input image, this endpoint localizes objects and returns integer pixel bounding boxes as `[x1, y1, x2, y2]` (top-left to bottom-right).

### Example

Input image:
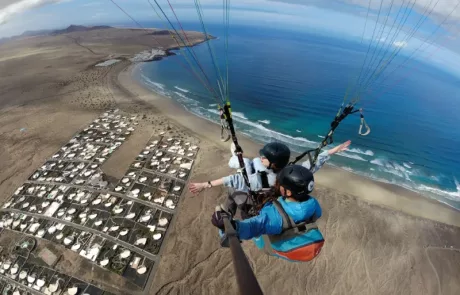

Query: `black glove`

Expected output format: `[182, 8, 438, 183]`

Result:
[211, 210, 235, 231]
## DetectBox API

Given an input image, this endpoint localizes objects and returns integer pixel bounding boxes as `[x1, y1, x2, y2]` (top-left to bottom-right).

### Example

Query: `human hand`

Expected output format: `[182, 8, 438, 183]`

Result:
[328, 140, 351, 155]
[211, 206, 234, 231]
[189, 182, 207, 194]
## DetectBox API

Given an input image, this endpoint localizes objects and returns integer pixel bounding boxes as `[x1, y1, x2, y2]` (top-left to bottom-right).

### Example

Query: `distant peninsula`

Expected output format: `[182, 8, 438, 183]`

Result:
[0, 25, 215, 63]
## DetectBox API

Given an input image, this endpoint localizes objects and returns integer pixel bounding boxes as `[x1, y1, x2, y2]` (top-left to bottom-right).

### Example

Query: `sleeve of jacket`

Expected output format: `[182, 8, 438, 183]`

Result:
[234, 206, 283, 240]
[228, 156, 254, 175]
[222, 172, 262, 192]
[301, 150, 330, 174]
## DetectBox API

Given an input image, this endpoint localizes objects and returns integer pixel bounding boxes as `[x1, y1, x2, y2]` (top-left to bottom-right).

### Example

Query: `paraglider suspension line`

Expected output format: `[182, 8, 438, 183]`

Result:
[291, 104, 368, 169]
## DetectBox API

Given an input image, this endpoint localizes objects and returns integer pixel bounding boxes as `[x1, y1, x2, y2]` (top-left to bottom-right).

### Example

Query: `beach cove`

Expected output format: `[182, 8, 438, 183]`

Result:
[134, 24, 460, 212]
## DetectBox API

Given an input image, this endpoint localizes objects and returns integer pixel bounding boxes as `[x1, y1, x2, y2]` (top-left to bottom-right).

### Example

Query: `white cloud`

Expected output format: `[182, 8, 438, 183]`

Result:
[393, 40, 408, 48]
[0, 0, 64, 24]
[272, 0, 460, 22]
[82, 2, 101, 7]
[91, 12, 107, 19]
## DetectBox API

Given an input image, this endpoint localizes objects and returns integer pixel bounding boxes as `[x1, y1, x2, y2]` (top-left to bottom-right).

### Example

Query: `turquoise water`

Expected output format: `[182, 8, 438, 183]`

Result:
[134, 23, 460, 210]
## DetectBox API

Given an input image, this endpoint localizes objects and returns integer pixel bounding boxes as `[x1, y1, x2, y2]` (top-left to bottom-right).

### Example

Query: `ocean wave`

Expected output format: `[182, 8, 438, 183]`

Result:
[232, 112, 247, 120]
[403, 162, 412, 169]
[245, 127, 318, 150]
[417, 184, 460, 201]
[174, 92, 199, 105]
[258, 120, 270, 125]
[152, 82, 165, 90]
[370, 158, 385, 166]
[381, 167, 405, 178]
[140, 75, 201, 109]
[317, 135, 324, 138]
[430, 175, 441, 182]
[337, 152, 367, 161]
[392, 162, 408, 173]
[340, 166, 354, 172]
[205, 108, 318, 149]
[143, 81, 169, 97]
[174, 91, 187, 99]
[209, 104, 217, 107]
[332, 159, 459, 210]
[174, 86, 189, 93]
[321, 152, 459, 210]
[370, 158, 415, 179]
[141, 75, 166, 91]
[348, 148, 374, 156]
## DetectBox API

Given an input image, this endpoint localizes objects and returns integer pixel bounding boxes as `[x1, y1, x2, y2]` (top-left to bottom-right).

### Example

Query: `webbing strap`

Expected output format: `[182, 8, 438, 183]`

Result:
[259, 171, 270, 189]
[272, 199, 296, 230]
[269, 199, 319, 243]
[359, 115, 371, 136]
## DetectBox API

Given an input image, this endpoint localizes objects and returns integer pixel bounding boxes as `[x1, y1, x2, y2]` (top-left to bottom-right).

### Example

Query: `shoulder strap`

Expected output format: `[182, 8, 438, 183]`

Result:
[259, 171, 270, 189]
[273, 199, 319, 231]
[269, 199, 320, 243]
[272, 199, 295, 230]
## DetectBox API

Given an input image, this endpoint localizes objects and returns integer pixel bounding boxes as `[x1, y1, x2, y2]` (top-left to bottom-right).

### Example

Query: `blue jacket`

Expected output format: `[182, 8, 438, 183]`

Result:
[223, 151, 330, 192]
[235, 197, 322, 239]
[234, 196, 324, 262]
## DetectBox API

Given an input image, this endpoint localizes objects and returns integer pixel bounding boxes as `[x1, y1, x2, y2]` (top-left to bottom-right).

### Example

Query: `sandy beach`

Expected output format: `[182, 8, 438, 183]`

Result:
[0, 28, 459, 295]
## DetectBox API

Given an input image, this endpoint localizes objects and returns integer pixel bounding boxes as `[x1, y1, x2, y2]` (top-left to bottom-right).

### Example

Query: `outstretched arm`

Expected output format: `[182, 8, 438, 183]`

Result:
[327, 140, 351, 155]
[301, 140, 351, 173]
[189, 172, 261, 194]
[189, 178, 224, 194]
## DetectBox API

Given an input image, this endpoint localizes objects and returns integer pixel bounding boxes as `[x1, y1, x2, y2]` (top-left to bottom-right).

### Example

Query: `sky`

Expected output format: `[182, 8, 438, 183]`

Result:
[0, 0, 459, 75]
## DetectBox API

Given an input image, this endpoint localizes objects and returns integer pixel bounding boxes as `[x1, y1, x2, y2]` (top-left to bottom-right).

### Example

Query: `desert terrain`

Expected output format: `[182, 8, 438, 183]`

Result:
[0, 27, 459, 295]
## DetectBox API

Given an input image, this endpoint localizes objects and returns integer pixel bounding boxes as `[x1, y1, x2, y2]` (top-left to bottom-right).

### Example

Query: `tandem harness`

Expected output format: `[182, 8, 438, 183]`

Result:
[260, 199, 324, 262]
[225, 170, 273, 219]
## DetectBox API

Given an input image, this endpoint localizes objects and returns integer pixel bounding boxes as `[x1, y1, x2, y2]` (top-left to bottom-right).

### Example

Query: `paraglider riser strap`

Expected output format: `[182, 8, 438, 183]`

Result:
[291, 104, 359, 167]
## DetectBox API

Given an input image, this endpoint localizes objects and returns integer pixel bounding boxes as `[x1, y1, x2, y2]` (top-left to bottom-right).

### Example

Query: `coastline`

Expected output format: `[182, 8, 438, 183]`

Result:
[1, 29, 459, 294]
[121, 62, 460, 227]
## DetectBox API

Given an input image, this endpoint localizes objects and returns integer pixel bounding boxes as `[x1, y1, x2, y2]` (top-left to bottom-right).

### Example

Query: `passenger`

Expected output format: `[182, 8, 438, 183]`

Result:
[211, 164, 324, 262]
[189, 140, 351, 194]
[189, 142, 291, 194]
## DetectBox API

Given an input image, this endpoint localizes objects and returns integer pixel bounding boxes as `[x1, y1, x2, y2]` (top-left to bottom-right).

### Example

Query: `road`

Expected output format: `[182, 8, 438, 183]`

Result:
[25, 180, 175, 214]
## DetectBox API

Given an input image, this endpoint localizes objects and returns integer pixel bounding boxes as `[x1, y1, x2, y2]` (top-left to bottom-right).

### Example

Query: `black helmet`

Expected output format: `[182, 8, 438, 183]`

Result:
[278, 165, 314, 201]
[259, 142, 290, 170]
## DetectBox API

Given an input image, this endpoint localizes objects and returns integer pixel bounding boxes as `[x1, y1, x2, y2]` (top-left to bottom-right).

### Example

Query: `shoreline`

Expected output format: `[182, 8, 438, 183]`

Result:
[1, 29, 459, 294]
[120, 62, 460, 227]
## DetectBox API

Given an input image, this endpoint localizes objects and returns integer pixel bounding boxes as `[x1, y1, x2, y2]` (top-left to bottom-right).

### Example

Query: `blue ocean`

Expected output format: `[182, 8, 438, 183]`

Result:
[133, 23, 460, 210]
